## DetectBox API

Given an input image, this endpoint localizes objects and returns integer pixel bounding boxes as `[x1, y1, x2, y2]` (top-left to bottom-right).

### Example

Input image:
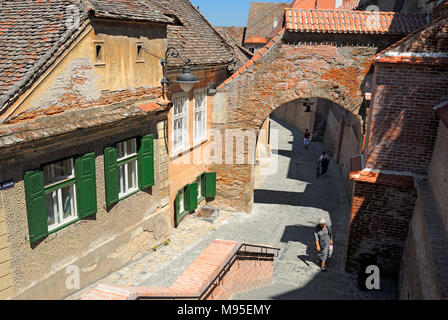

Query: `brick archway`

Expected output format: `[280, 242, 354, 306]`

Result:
[208, 29, 398, 213]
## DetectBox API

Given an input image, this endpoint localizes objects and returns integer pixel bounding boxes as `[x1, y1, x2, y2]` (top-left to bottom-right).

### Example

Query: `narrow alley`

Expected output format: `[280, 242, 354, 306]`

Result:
[69, 119, 396, 300]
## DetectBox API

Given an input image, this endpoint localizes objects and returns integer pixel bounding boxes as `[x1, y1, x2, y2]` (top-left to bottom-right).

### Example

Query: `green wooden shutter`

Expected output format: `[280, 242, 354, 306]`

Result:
[24, 170, 48, 243]
[104, 147, 119, 206]
[75, 153, 97, 218]
[205, 172, 216, 198]
[185, 182, 198, 211]
[138, 134, 155, 190]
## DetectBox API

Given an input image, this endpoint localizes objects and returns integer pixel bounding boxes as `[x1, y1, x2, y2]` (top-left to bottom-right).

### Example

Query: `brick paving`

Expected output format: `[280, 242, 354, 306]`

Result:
[68, 118, 397, 300]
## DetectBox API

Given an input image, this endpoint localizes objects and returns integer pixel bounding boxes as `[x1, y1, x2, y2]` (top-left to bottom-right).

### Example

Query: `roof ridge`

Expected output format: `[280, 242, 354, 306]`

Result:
[217, 28, 285, 91]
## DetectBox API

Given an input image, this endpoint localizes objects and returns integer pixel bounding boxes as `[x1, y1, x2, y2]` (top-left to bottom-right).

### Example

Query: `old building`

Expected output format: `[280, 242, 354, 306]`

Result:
[349, 14, 448, 297]
[0, 0, 235, 300]
[146, 0, 235, 228]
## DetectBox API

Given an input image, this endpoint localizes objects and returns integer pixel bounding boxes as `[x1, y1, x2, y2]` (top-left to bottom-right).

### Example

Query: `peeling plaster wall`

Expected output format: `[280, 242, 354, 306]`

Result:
[3, 20, 166, 121]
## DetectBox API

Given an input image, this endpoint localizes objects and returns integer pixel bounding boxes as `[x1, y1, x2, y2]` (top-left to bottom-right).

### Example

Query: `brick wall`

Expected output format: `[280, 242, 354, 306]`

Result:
[347, 180, 417, 276]
[365, 63, 448, 176]
[428, 120, 448, 235]
[212, 31, 384, 212]
[82, 240, 276, 300]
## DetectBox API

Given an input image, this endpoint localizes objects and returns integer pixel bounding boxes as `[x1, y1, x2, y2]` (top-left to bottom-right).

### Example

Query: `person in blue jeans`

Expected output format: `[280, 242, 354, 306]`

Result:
[314, 218, 334, 271]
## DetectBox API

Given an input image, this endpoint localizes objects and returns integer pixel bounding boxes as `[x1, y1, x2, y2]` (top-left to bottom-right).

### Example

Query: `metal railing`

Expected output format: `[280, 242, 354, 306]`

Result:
[137, 243, 280, 300]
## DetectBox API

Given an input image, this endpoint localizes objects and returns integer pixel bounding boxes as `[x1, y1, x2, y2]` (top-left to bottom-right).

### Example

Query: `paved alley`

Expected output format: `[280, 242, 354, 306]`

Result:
[69, 119, 397, 300]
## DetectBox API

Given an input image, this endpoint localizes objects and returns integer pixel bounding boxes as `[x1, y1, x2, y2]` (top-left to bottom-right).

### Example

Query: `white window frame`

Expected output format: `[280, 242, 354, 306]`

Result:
[193, 88, 207, 146]
[197, 176, 202, 201]
[43, 158, 78, 232]
[117, 138, 139, 199]
[172, 92, 190, 155]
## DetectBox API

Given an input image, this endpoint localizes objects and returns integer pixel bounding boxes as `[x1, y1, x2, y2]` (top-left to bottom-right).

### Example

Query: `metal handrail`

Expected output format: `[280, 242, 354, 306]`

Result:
[137, 243, 280, 300]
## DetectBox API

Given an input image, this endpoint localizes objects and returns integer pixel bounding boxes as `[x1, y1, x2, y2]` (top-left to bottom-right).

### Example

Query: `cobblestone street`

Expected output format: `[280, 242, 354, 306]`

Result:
[68, 119, 397, 300]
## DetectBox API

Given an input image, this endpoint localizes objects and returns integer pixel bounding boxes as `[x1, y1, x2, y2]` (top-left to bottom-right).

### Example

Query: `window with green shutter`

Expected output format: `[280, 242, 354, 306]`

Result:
[24, 171, 48, 243]
[205, 172, 216, 198]
[75, 153, 97, 218]
[104, 147, 119, 206]
[24, 154, 98, 244]
[138, 134, 154, 190]
[104, 135, 155, 204]
[196, 173, 205, 204]
[184, 182, 198, 211]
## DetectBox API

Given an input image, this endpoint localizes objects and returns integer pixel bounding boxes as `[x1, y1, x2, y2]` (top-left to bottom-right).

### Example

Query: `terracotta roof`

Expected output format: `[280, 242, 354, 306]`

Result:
[285, 8, 428, 34]
[246, 2, 289, 41]
[215, 27, 253, 70]
[350, 169, 415, 188]
[146, 0, 235, 69]
[245, 35, 268, 44]
[87, 0, 174, 24]
[0, 98, 169, 150]
[375, 15, 448, 65]
[0, 0, 174, 116]
[217, 28, 285, 90]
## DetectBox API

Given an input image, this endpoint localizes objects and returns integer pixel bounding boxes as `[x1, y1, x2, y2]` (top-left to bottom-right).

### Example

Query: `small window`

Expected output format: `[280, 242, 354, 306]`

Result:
[179, 189, 185, 214]
[193, 89, 207, 144]
[94, 41, 105, 65]
[136, 42, 144, 63]
[43, 159, 77, 231]
[249, 47, 255, 54]
[117, 138, 139, 199]
[172, 94, 189, 154]
[273, 18, 278, 29]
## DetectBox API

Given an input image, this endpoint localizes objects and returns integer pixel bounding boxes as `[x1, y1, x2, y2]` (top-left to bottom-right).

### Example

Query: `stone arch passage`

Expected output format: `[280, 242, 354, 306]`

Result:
[209, 31, 386, 213]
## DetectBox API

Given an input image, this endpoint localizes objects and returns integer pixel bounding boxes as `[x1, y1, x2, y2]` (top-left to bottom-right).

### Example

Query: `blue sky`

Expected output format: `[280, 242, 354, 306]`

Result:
[190, 0, 290, 27]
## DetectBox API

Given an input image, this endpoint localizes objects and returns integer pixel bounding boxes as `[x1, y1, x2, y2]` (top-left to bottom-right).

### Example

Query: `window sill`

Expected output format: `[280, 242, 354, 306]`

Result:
[136, 60, 145, 64]
[94, 62, 106, 66]
[118, 189, 140, 202]
[48, 217, 80, 235]
[192, 138, 208, 149]
[198, 196, 205, 204]
[172, 145, 192, 158]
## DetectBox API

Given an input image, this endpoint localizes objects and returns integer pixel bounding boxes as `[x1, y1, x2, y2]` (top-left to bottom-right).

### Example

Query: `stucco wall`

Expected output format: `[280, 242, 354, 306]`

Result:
[0, 115, 171, 299]
[167, 68, 229, 224]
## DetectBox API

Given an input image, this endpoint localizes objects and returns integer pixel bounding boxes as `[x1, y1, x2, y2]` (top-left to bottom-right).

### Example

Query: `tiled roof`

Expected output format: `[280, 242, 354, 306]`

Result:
[215, 27, 253, 70]
[147, 0, 235, 68]
[375, 15, 448, 65]
[245, 35, 268, 44]
[86, 0, 174, 24]
[350, 170, 415, 188]
[217, 28, 285, 90]
[246, 2, 289, 41]
[0, 0, 174, 116]
[285, 8, 428, 34]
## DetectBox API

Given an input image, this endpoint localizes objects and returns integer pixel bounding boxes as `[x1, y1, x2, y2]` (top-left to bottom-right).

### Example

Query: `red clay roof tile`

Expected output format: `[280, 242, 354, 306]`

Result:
[285, 8, 427, 34]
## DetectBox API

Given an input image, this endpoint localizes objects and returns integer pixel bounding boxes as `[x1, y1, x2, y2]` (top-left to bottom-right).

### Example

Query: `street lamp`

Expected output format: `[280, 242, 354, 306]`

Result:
[303, 98, 312, 113]
[161, 47, 199, 95]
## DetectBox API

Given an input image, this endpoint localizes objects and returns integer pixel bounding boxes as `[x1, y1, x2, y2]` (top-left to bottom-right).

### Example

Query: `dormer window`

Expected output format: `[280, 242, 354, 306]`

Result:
[94, 41, 105, 65]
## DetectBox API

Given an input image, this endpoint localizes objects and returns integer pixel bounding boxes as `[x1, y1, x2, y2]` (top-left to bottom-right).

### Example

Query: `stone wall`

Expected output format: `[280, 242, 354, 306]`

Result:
[0, 114, 171, 299]
[347, 180, 417, 276]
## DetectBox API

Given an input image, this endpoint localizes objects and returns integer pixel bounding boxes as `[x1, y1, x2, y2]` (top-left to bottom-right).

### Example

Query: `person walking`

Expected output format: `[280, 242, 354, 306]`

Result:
[314, 218, 334, 271]
[304, 129, 311, 149]
[318, 151, 330, 176]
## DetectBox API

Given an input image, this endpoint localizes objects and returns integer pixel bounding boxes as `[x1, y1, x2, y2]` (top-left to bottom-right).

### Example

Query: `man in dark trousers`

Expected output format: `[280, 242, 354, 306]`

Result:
[318, 151, 330, 176]
[314, 218, 334, 271]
